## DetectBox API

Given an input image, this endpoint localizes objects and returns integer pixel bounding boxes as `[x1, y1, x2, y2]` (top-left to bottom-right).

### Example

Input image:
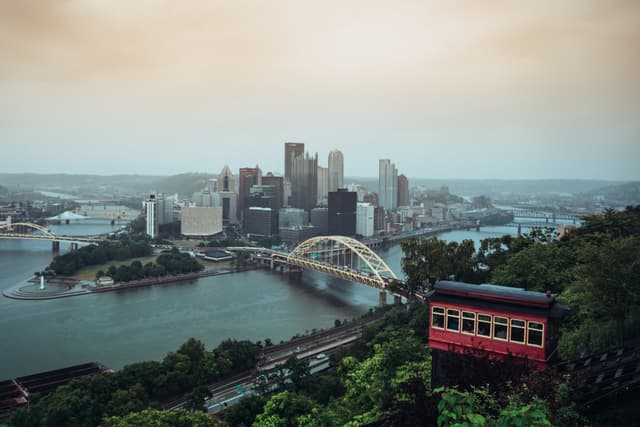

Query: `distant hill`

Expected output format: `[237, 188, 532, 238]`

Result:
[578, 181, 640, 205]
[0, 173, 218, 199]
[344, 177, 619, 197]
[149, 173, 216, 197]
[1, 173, 631, 200]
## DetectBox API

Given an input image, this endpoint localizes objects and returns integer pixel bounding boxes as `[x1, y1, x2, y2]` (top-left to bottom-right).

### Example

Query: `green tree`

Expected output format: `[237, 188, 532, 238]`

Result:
[101, 408, 223, 427]
[490, 243, 575, 293]
[186, 385, 212, 413]
[572, 235, 640, 346]
[253, 391, 316, 427]
[224, 395, 268, 427]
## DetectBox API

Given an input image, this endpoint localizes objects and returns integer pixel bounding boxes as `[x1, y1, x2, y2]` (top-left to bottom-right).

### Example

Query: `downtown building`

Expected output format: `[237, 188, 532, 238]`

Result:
[328, 149, 344, 192]
[317, 166, 329, 206]
[181, 206, 223, 237]
[290, 151, 318, 212]
[328, 189, 356, 236]
[261, 172, 285, 210]
[397, 174, 410, 207]
[144, 194, 159, 238]
[238, 166, 261, 222]
[218, 165, 238, 225]
[356, 203, 375, 237]
[378, 159, 398, 211]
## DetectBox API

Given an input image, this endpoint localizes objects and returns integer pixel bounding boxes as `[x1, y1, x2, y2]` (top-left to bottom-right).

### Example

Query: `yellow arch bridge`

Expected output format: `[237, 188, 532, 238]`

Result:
[0, 222, 106, 251]
[229, 235, 406, 304]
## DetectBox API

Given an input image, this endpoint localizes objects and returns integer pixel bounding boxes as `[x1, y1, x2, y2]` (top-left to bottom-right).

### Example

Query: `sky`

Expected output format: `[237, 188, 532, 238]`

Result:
[1, 0, 639, 180]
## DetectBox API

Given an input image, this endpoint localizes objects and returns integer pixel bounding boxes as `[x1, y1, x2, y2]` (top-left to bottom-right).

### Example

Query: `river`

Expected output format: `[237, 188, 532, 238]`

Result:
[0, 223, 517, 379]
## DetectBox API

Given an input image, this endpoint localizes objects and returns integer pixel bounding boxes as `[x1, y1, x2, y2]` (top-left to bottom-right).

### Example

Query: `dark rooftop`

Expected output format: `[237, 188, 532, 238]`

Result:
[434, 281, 558, 309]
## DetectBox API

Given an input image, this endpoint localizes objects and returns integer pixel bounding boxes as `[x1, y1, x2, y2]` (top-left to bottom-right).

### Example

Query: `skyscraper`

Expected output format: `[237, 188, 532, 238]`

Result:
[238, 166, 261, 220]
[328, 189, 356, 236]
[218, 165, 238, 225]
[291, 151, 318, 211]
[397, 174, 410, 207]
[262, 172, 284, 209]
[378, 159, 398, 211]
[317, 165, 329, 205]
[145, 194, 158, 238]
[284, 142, 305, 180]
[328, 149, 344, 192]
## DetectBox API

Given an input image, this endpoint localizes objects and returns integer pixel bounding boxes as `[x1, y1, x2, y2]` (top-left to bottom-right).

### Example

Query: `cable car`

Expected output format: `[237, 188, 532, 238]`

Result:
[426, 281, 569, 370]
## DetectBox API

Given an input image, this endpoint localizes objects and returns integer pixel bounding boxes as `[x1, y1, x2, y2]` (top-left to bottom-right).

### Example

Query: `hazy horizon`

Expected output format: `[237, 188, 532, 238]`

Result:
[2, 1, 639, 180]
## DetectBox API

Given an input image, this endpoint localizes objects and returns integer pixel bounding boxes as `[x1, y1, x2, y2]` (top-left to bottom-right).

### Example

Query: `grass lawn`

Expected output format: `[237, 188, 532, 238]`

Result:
[70, 256, 158, 281]
[168, 239, 207, 248]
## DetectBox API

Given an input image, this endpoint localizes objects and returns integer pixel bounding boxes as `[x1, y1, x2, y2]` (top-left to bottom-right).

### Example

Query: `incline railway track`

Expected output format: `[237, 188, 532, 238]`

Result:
[562, 340, 640, 406]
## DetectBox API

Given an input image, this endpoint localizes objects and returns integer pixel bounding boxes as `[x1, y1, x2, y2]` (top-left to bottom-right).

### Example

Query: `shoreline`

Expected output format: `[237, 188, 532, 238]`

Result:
[2, 265, 268, 301]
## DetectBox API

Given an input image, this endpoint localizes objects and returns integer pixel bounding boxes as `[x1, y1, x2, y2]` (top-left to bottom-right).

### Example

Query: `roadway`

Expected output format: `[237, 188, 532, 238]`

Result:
[163, 308, 391, 413]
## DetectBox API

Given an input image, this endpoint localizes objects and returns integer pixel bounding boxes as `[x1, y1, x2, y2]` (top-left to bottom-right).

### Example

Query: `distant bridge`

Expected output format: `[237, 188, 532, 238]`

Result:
[0, 222, 106, 251]
[508, 210, 582, 223]
[228, 235, 405, 304]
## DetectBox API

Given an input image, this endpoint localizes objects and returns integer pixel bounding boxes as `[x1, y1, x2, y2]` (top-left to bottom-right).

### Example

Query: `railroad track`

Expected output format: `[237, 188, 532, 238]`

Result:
[562, 341, 640, 406]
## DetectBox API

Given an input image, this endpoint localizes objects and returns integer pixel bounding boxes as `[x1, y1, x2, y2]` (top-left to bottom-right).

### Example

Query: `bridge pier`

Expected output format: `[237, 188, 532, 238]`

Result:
[379, 290, 387, 306]
[70, 243, 78, 251]
[393, 295, 402, 305]
[51, 241, 60, 253]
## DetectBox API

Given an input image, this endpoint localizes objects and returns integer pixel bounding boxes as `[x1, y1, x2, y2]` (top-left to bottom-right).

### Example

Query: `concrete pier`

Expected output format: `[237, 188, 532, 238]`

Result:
[379, 290, 387, 306]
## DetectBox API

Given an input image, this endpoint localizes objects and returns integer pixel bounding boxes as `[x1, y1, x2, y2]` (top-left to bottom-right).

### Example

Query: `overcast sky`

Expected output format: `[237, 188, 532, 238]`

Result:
[1, 1, 639, 180]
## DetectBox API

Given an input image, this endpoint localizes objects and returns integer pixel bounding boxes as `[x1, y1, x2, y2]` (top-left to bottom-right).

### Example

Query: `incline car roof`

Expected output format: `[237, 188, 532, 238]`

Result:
[433, 281, 557, 309]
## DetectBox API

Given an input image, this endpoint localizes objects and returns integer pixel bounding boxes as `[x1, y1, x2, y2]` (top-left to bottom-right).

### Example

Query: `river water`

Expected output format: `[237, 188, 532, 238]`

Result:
[0, 223, 517, 379]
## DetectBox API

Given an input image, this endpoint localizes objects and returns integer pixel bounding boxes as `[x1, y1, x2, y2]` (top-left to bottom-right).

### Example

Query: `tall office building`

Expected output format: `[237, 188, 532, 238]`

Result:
[356, 203, 375, 237]
[328, 189, 356, 236]
[145, 194, 159, 238]
[317, 166, 329, 206]
[397, 174, 410, 207]
[218, 165, 238, 225]
[284, 142, 305, 180]
[328, 149, 344, 192]
[378, 159, 398, 211]
[262, 172, 284, 209]
[238, 166, 261, 221]
[291, 152, 318, 211]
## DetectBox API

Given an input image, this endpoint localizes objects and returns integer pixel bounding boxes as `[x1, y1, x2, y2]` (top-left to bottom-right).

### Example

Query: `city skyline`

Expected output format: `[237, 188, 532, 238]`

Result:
[1, 1, 639, 180]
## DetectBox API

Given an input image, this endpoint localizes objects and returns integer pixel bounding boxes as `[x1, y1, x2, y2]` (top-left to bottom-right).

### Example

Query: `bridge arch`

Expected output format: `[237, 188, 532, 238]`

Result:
[0, 222, 58, 240]
[287, 236, 398, 289]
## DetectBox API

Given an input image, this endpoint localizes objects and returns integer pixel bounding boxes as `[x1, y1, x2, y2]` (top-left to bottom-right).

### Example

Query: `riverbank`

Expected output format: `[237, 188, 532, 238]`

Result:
[2, 265, 268, 300]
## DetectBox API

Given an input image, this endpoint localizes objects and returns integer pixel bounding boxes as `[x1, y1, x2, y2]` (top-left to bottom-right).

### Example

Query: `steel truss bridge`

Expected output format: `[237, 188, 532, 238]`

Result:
[229, 236, 404, 301]
[0, 222, 106, 247]
[508, 210, 581, 222]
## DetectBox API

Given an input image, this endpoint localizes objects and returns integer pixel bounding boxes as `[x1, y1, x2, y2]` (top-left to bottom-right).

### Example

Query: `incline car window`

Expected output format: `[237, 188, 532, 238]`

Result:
[447, 309, 460, 332]
[528, 321, 544, 347]
[477, 314, 492, 337]
[493, 316, 508, 340]
[462, 311, 475, 335]
[510, 319, 525, 343]
[432, 307, 445, 329]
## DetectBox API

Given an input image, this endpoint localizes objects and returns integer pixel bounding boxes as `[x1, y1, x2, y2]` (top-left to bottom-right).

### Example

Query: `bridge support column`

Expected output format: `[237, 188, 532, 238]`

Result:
[393, 295, 402, 305]
[379, 290, 387, 306]
[70, 243, 78, 251]
[51, 241, 60, 253]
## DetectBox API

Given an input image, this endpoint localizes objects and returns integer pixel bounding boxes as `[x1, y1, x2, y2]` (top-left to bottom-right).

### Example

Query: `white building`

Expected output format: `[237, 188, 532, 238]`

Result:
[378, 159, 398, 211]
[356, 203, 375, 237]
[181, 206, 223, 237]
[328, 149, 344, 192]
[144, 194, 159, 238]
